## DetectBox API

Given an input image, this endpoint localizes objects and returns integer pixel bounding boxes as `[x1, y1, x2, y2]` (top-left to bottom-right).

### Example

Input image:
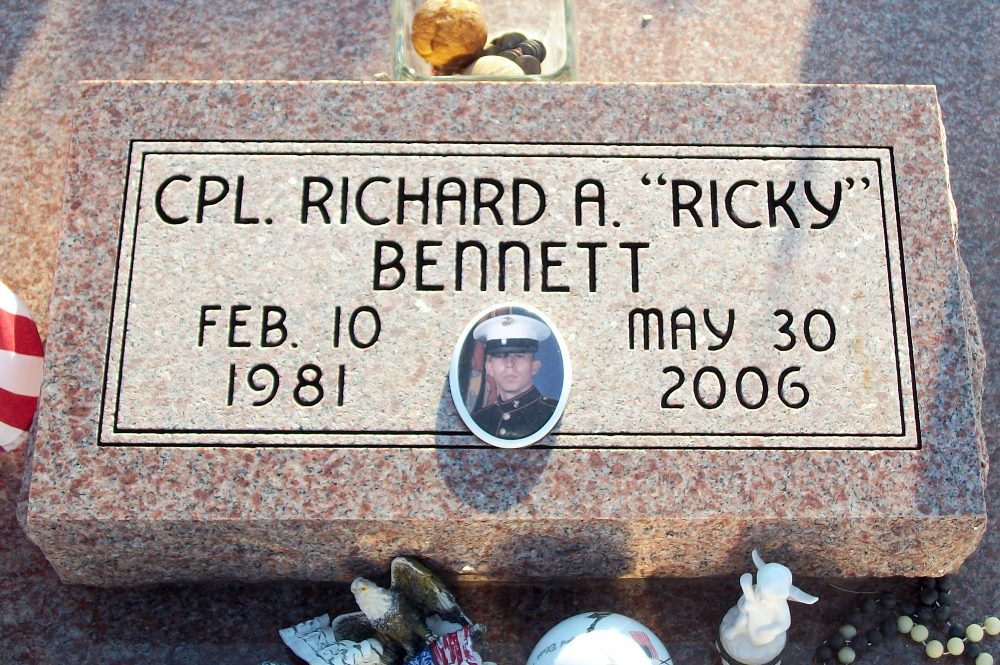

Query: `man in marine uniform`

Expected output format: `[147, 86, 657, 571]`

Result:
[471, 313, 558, 440]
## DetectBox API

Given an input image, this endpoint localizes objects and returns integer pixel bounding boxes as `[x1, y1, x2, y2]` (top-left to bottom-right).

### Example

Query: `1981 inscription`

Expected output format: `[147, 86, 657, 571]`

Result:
[99, 142, 918, 449]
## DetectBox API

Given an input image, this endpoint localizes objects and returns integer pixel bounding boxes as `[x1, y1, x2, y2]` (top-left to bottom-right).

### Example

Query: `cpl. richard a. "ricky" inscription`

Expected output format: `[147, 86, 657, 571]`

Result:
[99, 141, 917, 450]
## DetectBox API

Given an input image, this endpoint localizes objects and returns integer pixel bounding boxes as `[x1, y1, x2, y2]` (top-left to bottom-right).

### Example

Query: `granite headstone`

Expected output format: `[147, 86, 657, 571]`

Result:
[22, 82, 986, 585]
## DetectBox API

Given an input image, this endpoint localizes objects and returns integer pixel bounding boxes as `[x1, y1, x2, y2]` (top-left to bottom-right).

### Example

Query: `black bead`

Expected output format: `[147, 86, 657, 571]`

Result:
[535, 40, 547, 62]
[920, 587, 939, 606]
[917, 606, 935, 623]
[816, 644, 834, 661]
[920, 577, 937, 589]
[828, 633, 846, 650]
[881, 618, 898, 639]
[901, 601, 917, 616]
[937, 591, 952, 606]
[847, 610, 864, 627]
[862, 597, 878, 613]
[852, 640, 867, 658]
[879, 592, 897, 609]
[498, 49, 521, 61]
[521, 39, 546, 62]
[948, 624, 966, 639]
[866, 628, 883, 646]
[936, 575, 954, 592]
[514, 54, 541, 75]
[966, 643, 982, 658]
[934, 605, 951, 622]
[495, 32, 526, 50]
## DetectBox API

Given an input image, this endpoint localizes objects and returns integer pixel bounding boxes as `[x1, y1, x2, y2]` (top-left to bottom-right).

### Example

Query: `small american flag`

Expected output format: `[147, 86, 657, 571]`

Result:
[0, 280, 43, 452]
[430, 625, 483, 665]
[629, 630, 658, 659]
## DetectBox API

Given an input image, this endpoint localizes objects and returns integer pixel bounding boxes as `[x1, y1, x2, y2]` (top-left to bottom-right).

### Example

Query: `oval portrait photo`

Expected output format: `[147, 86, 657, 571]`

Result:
[450, 304, 571, 448]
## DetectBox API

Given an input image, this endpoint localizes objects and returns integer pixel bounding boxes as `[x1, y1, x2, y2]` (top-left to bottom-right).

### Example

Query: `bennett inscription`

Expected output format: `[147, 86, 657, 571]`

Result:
[99, 141, 917, 449]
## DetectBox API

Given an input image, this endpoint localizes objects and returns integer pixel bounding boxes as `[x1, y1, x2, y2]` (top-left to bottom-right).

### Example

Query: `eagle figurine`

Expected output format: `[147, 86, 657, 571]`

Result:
[349, 557, 486, 661]
[331, 611, 405, 665]
[351, 577, 433, 658]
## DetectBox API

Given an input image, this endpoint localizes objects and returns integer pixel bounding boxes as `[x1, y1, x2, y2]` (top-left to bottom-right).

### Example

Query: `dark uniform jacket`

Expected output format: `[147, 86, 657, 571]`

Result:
[473, 386, 557, 440]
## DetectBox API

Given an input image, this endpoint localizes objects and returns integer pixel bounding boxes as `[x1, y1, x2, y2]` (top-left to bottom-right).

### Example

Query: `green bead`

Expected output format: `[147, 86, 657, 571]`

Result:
[911, 624, 930, 642]
[925, 640, 945, 658]
[947, 637, 965, 655]
[969, 624, 986, 642]
[840, 624, 858, 639]
[897, 615, 914, 633]
[985, 617, 1000, 636]
[837, 646, 856, 664]
[976, 653, 994, 665]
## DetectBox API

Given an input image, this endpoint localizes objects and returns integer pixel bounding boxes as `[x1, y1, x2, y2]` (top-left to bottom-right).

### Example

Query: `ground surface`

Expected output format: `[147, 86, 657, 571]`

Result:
[1, 1, 997, 663]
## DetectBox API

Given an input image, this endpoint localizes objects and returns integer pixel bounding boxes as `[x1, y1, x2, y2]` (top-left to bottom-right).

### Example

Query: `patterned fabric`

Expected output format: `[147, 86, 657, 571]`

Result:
[278, 614, 385, 665]
[404, 649, 434, 665]
[430, 626, 484, 665]
[0, 280, 43, 452]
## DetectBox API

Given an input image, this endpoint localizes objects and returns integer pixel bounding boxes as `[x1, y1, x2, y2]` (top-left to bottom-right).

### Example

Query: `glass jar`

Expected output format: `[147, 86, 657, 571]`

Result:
[391, 0, 575, 81]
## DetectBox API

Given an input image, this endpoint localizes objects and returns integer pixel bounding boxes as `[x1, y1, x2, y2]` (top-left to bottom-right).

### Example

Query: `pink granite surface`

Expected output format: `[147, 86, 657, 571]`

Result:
[1, 1, 997, 664]
[20, 81, 986, 586]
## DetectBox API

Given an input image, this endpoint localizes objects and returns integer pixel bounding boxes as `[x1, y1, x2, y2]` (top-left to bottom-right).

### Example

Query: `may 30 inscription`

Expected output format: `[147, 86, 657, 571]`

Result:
[99, 141, 918, 449]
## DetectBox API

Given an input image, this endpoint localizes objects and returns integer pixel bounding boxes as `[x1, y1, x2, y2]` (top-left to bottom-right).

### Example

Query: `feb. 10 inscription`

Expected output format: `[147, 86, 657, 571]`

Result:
[98, 141, 917, 449]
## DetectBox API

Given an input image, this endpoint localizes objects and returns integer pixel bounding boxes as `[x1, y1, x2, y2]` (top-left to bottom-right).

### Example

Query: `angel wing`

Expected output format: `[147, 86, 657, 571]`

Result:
[389, 557, 474, 628]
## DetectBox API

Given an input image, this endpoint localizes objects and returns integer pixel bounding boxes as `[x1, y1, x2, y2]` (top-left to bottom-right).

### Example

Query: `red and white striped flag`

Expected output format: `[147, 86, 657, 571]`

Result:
[0, 280, 44, 451]
[430, 625, 484, 665]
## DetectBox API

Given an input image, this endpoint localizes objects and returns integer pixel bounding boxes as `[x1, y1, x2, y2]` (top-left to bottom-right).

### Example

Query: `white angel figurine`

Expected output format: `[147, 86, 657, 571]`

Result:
[718, 549, 818, 665]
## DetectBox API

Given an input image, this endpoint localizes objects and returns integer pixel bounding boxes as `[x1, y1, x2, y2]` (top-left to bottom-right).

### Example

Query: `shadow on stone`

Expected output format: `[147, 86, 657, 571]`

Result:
[433, 377, 551, 513]
[434, 445, 552, 514]
[0, 0, 49, 94]
[490, 525, 634, 579]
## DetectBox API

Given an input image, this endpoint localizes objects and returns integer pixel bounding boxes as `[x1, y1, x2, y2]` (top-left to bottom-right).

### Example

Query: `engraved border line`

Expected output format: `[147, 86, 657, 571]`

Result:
[889, 147, 922, 449]
[100, 142, 918, 451]
[98, 139, 135, 444]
